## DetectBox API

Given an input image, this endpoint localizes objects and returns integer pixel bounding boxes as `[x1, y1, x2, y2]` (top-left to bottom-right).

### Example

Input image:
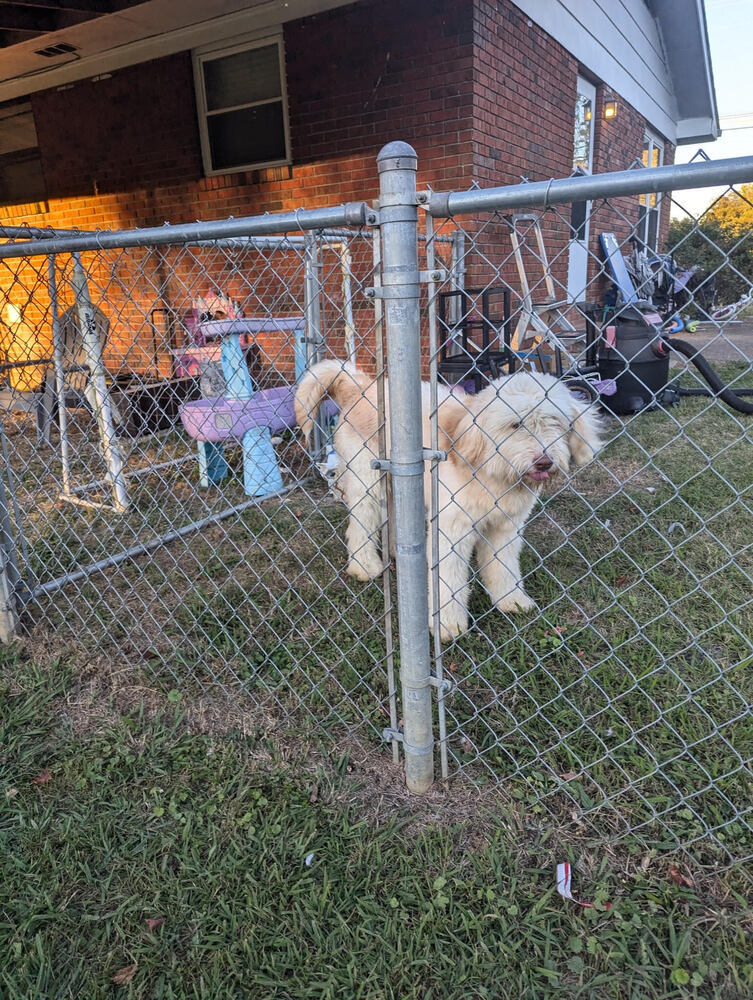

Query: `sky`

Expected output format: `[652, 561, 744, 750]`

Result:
[671, 0, 753, 217]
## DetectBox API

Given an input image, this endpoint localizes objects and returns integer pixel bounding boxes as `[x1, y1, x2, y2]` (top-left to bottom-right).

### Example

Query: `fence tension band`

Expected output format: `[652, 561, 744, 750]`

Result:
[371, 449, 447, 472]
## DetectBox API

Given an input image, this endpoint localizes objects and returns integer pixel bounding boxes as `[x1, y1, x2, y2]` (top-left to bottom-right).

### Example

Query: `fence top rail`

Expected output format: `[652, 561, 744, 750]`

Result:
[0, 201, 374, 260]
[426, 155, 753, 218]
[1, 224, 98, 240]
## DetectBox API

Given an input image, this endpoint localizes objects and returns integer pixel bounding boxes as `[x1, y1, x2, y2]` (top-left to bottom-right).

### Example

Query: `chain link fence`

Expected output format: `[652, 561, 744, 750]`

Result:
[1, 143, 752, 876]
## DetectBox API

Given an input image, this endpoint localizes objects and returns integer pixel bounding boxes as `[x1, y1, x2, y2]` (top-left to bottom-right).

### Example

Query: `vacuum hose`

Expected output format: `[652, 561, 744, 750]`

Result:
[663, 337, 753, 415]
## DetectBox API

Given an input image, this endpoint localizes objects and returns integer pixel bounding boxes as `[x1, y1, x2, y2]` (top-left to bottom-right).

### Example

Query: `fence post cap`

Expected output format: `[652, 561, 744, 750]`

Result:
[377, 141, 418, 171]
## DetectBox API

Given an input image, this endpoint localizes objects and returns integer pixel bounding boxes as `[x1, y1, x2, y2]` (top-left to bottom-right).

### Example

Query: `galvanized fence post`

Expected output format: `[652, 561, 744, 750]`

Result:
[0, 455, 20, 643]
[377, 141, 434, 793]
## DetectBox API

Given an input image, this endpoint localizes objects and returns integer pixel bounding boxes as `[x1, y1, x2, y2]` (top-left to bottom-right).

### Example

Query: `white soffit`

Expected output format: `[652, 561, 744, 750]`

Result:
[0, 0, 358, 102]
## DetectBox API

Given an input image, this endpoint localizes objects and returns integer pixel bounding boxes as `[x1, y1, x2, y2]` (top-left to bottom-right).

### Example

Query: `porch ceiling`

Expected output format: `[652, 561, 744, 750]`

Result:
[0, 1, 144, 50]
[0, 0, 357, 103]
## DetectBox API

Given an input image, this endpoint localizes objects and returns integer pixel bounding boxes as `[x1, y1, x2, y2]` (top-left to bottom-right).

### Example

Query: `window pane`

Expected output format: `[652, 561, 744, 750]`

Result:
[0, 106, 38, 156]
[570, 200, 587, 240]
[204, 44, 281, 111]
[573, 93, 592, 171]
[0, 150, 46, 205]
[207, 102, 286, 170]
[647, 207, 659, 250]
[637, 204, 648, 247]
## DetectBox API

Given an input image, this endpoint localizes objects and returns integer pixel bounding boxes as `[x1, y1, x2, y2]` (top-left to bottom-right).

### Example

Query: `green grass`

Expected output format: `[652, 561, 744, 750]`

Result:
[1, 656, 752, 1000]
[9, 363, 753, 878]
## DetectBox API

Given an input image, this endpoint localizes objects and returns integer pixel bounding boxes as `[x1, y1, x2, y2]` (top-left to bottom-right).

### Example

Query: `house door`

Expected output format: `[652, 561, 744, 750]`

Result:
[567, 76, 596, 301]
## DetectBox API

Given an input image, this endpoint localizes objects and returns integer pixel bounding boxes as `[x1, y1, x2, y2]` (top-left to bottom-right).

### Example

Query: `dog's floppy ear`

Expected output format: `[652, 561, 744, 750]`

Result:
[568, 397, 603, 466]
[438, 396, 488, 470]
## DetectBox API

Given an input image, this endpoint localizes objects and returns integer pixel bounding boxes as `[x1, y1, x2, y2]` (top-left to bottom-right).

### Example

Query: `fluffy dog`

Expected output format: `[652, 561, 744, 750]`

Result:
[295, 361, 602, 642]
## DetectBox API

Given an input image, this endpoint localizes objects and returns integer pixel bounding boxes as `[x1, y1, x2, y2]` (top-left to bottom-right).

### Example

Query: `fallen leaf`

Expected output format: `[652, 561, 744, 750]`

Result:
[111, 963, 138, 986]
[447, 660, 458, 673]
[615, 575, 629, 586]
[559, 771, 579, 781]
[145, 918, 164, 931]
[309, 784, 319, 803]
[31, 770, 52, 786]
[5, 787, 18, 799]
[668, 865, 694, 889]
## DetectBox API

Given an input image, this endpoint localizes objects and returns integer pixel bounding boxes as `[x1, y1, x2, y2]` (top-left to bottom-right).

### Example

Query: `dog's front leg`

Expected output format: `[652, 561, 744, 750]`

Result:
[476, 519, 535, 614]
[427, 516, 475, 643]
[338, 450, 384, 581]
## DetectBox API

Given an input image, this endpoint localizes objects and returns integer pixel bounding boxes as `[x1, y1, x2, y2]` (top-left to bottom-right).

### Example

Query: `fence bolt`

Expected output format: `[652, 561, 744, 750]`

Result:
[377, 140, 434, 794]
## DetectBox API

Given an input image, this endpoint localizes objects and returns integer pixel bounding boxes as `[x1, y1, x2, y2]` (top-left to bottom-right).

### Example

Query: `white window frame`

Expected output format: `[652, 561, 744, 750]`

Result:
[192, 32, 291, 177]
[638, 128, 665, 250]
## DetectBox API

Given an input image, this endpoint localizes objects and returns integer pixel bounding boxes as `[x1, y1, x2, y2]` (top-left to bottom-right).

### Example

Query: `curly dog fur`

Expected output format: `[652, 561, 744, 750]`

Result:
[295, 361, 603, 642]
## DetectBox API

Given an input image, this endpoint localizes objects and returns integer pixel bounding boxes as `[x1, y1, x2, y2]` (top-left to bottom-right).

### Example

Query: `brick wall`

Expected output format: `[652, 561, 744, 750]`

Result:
[455, 0, 677, 351]
[0, 0, 677, 381]
[23, 0, 475, 229]
[1, 0, 476, 375]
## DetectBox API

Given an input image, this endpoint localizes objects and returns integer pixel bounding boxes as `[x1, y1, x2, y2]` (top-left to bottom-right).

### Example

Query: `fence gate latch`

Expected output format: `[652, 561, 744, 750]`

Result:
[382, 727, 404, 744]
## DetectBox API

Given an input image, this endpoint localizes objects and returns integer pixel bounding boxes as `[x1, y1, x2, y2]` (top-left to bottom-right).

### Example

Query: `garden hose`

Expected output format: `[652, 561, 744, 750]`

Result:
[662, 337, 753, 414]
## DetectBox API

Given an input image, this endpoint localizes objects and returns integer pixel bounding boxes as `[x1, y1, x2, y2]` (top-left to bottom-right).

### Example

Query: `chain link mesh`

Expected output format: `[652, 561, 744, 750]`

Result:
[424, 181, 752, 875]
[0, 162, 751, 878]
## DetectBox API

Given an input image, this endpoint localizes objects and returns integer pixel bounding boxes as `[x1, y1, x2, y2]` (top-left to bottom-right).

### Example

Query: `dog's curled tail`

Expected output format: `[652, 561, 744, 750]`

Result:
[294, 360, 370, 440]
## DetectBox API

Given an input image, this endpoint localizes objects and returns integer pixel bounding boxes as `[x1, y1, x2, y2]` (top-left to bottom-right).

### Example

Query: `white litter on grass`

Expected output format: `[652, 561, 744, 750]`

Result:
[602, 519, 611, 530]
[304, 852, 316, 867]
[667, 522, 686, 535]
[646, 487, 656, 494]
[556, 862, 611, 910]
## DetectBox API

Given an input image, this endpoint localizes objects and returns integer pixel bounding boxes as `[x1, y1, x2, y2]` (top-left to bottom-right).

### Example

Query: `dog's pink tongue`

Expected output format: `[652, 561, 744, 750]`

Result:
[529, 469, 549, 481]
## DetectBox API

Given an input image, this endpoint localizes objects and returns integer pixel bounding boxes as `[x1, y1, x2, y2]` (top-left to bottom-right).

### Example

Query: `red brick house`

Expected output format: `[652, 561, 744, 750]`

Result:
[0, 0, 719, 379]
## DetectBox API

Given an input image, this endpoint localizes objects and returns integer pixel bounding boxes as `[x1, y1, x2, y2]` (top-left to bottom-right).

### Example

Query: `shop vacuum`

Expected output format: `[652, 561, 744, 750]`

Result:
[597, 234, 753, 416]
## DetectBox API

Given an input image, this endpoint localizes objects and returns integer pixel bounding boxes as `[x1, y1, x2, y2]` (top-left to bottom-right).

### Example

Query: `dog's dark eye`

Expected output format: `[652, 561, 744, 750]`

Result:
[510, 422, 520, 430]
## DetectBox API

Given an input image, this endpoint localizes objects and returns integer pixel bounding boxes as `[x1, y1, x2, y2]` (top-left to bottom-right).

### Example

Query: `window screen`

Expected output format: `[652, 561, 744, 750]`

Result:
[197, 40, 289, 174]
[0, 102, 47, 207]
[638, 131, 664, 250]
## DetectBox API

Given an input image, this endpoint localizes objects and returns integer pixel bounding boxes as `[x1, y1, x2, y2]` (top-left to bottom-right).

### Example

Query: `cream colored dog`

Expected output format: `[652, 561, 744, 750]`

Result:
[295, 361, 602, 642]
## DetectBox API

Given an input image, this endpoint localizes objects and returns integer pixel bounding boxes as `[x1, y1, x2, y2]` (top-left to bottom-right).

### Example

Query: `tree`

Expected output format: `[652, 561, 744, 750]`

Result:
[667, 190, 753, 314]
[704, 183, 753, 239]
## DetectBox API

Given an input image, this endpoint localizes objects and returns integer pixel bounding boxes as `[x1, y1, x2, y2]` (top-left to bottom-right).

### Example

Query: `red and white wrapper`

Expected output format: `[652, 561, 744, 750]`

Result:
[556, 862, 611, 910]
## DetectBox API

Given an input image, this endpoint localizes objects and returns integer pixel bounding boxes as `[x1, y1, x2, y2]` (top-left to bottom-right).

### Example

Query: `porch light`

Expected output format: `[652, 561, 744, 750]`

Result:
[604, 100, 618, 119]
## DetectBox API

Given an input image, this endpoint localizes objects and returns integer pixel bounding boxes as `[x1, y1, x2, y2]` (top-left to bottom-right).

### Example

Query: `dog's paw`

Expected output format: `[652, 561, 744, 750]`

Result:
[495, 589, 535, 613]
[435, 618, 468, 644]
[346, 557, 383, 582]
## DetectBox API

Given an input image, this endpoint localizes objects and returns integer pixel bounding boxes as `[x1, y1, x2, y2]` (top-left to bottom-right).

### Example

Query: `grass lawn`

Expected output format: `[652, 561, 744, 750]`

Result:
[2, 362, 751, 997]
[17, 364, 749, 865]
[1, 653, 752, 1000]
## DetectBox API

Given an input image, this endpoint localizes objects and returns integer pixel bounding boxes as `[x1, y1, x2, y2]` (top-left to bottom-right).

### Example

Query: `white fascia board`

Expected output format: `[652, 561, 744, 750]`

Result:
[676, 116, 721, 144]
[512, 0, 679, 144]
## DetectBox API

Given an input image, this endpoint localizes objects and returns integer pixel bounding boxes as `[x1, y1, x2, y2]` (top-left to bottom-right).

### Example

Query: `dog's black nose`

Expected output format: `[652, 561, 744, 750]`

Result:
[534, 456, 553, 471]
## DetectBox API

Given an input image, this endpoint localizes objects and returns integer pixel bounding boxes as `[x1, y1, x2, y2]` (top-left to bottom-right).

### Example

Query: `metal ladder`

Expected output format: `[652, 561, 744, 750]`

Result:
[509, 213, 584, 373]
